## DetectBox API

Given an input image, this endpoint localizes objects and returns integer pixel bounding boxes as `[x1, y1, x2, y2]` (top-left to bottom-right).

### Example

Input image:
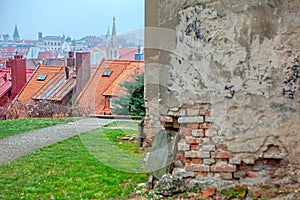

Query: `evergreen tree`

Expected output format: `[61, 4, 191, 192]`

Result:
[112, 73, 145, 116]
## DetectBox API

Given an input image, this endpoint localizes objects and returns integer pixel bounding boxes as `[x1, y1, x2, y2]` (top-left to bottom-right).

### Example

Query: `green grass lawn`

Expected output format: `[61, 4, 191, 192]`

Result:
[0, 117, 80, 139]
[0, 121, 148, 200]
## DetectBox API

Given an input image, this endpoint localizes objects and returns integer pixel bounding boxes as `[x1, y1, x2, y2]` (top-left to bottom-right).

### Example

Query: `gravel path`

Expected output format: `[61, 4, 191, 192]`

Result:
[0, 118, 116, 165]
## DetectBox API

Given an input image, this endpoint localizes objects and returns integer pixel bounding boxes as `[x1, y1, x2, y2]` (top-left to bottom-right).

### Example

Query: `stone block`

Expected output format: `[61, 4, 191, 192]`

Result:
[211, 164, 237, 172]
[200, 138, 211, 144]
[178, 142, 190, 151]
[179, 128, 192, 136]
[185, 151, 211, 158]
[174, 160, 184, 168]
[205, 116, 213, 123]
[205, 129, 217, 137]
[173, 168, 195, 178]
[192, 129, 205, 137]
[200, 144, 216, 151]
[186, 136, 201, 144]
[234, 171, 246, 179]
[178, 116, 204, 124]
[203, 158, 216, 165]
[160, 115, 173, 122]
[168, 109, 186, 116]
[186, 164, 210, 172]
[219, 173, 233, 180]
[229, 157, 242, 164]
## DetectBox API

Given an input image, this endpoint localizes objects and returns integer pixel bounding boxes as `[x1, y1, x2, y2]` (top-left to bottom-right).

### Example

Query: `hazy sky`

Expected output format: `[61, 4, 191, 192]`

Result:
[0, 0, 144, 40]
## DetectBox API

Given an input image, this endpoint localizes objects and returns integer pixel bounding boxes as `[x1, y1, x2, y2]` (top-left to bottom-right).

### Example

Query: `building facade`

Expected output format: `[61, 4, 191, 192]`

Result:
[144, 0, 300, 185]
[37, 32, 65, 51]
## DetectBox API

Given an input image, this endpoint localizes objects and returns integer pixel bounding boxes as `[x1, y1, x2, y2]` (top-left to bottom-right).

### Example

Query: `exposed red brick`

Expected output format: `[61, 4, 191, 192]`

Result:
[195, 172, 208, 177]
[173, 121, 180, 128]
[216, 145, 229, 151]
[267, 159, 281, 165]
[179, 156, 191, 164]
[200, 188, 216, 199]
[234, 171, 246, 179]
[211, 164, 237, 172]
[186, 136, 201, 144]
[199, 123, 211, 129]
[191, 144, 199, 151]
[186, 164, 210, 172]
[162, 122, 173, 128]
[187, 123, 200, 129]
[238, 164, 254, 172]
[191, 158, 203, 164]
[246, 170, 259, 178]
[179, 128, 192, 136]
[204, 110, 211, 116]
[219, 172, 233, 180]
[211, 151, 233, 158]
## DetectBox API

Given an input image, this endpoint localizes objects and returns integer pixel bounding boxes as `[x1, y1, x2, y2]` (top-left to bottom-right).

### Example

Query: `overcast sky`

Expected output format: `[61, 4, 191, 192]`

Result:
[0, 0, 144, 40]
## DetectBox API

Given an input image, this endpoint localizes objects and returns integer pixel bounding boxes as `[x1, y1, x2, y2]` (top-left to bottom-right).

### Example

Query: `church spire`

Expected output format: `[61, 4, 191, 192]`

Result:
[13, 25, 20, 41]
[106, 26, 110, 39]
[107, 17, 119, 60]
[112, 16, 116, 37]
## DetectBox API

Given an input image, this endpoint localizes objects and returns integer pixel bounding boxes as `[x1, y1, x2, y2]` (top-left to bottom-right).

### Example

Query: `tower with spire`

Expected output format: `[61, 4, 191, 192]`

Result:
[13, 25, 20, 41]
[106, 17, 120, 60]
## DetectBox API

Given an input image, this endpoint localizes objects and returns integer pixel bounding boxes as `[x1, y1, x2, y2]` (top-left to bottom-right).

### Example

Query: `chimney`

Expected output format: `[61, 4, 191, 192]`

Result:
[75, 52, 90, 95]
[67, 51, 75, 67]
[10, 55, 26, 99]
[38, 32, 42, 41]
[65, 66, 69, 79]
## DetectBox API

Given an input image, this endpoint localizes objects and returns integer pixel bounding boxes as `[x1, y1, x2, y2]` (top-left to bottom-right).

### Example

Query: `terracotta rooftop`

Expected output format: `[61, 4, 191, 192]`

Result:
[0, 67, 34, 109]
[17, 65, 63, 103]
[38, 51, 59, 60]
[32, 68, 76, 101]
[0, 47, 30, 58]
[76, 59, 144, 115]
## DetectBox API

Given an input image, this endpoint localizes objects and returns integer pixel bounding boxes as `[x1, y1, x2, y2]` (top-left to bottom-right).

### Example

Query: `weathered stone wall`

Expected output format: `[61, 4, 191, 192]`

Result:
[145, 0, 300, 184]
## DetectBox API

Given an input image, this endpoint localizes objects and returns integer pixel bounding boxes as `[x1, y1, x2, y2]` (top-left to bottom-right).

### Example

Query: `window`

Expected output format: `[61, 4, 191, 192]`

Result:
[102, 70, 112, 77]
[37, 74, 47, 81]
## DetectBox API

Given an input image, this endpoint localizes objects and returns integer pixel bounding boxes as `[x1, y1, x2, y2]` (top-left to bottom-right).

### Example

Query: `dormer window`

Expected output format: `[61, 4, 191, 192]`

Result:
[103, 70, 112, 77]
[37, 74, 47, 81]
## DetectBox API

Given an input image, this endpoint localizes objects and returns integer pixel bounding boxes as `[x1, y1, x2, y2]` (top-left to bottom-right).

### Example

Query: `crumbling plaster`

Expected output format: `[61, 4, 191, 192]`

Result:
[145, 0, 300, 173]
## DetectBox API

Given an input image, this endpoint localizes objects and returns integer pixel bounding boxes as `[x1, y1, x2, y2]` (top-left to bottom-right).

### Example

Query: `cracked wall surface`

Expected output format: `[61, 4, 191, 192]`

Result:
[145, 0, 300, 183]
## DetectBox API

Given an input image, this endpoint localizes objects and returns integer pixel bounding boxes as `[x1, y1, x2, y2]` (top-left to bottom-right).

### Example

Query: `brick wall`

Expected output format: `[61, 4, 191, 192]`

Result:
[159, 103, 284, 182]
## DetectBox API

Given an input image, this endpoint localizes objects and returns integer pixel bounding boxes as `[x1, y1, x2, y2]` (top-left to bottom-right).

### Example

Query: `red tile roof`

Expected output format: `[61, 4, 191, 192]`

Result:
[76, 60, 144, 115]
[38, 51, 59, 60]
[0, 47, 30, 58]
[119, 48, 138, 60]
[99, 47, 144, 60]
[32, 68, 76, 101]
[17, 65, 63, 103]
[0, 67, 34, 109]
